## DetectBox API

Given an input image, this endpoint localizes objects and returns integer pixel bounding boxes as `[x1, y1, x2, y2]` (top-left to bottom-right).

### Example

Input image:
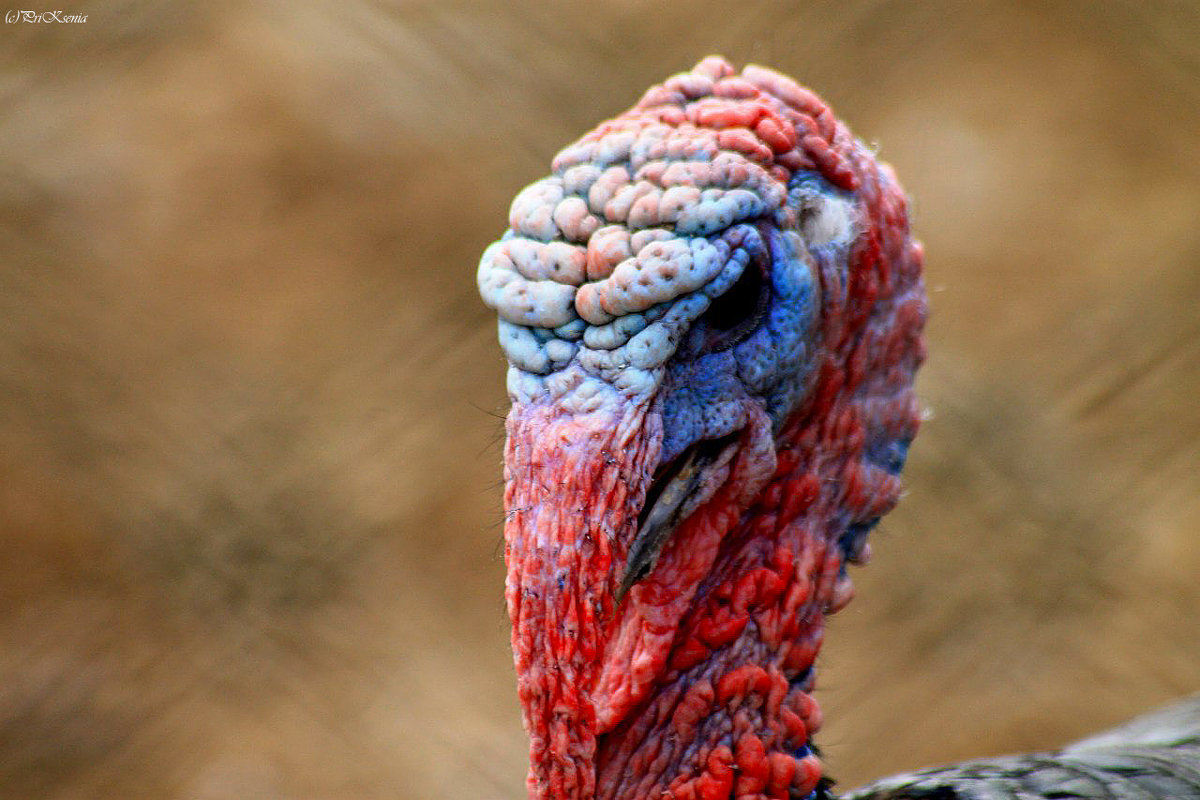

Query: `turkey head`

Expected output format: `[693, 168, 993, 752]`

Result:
[478, 56, 926, 800]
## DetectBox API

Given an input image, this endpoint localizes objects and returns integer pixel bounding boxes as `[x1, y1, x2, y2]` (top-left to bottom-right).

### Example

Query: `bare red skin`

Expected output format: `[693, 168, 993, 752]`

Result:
[501, 57, 926, 800]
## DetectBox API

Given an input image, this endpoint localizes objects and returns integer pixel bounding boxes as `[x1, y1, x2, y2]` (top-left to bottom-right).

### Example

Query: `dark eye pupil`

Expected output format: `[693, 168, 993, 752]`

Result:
[706, 262, 765, 330]
[697, 260, 770, 352]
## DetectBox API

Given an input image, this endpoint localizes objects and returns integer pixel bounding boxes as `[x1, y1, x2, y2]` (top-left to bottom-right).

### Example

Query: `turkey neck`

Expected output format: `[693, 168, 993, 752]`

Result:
[503, 393, 883, 800]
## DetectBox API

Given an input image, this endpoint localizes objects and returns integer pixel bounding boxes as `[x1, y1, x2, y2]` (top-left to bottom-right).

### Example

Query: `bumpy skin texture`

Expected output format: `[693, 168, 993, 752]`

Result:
[480, 57, 926, 800]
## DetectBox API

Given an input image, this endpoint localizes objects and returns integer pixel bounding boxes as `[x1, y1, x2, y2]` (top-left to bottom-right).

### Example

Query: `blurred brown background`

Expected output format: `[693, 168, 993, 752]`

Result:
[1, 1, 1198, 798]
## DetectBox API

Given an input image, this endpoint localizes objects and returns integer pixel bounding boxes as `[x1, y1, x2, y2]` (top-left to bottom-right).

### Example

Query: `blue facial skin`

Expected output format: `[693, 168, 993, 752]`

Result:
[867, 436, 912, 477]
[838, 520, 878, 564]
[832, 436, 911, 561]
[654, 172, 851, 467]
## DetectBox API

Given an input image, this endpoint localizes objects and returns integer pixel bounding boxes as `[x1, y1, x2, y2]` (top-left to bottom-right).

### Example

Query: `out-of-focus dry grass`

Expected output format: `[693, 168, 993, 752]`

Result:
[1, 2, 1198, 798]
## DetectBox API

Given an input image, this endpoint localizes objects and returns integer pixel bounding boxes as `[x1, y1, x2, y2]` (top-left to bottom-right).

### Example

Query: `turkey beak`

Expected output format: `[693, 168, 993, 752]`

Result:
[617, 433, 740, 601]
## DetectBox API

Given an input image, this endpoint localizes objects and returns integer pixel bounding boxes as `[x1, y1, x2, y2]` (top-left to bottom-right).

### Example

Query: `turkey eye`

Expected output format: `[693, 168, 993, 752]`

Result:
[696, 258, 771, 353]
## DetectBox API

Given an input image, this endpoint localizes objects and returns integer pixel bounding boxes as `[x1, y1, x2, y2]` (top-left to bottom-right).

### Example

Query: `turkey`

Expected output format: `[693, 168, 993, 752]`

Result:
[477, 56, 1200, 800]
